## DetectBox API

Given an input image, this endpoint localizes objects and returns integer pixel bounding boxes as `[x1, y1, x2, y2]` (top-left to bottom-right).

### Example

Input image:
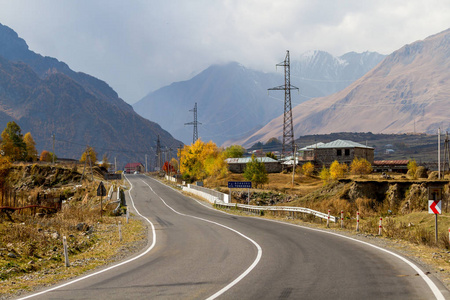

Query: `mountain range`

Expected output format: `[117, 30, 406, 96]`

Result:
[236, 28, 450, 148]
[0, 23, 181, 168]
[133, 51, 385, 146]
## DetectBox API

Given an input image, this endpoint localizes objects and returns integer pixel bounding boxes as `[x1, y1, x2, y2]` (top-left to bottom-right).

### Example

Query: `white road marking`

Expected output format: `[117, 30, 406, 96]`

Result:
[139, 179, 263, 300]
[252, 217, 445, 300]
[17, 175, 157, 300]
[149, 176, 446, 299]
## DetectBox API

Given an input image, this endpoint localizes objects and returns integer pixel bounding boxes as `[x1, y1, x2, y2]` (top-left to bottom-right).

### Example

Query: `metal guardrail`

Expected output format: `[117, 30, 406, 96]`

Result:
[214, 202, 336, 222]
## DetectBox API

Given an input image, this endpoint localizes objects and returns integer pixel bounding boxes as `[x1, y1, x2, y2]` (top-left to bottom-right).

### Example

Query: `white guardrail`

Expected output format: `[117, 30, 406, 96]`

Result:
[175, 177, 335, 222]
[214, 202, 336, 222]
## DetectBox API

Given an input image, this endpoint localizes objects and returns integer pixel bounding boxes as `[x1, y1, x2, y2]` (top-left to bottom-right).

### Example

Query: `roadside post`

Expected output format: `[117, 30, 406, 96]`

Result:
[228, 181, 252, 205]
[327, 209, 330, 228]
[340, 210, 344, 228]
[356, 211, 360, 232]
[378, 217, 383, 235]
[63, 236, 70, 267]
[97, 181, 107, 219]
[428, 186, 443, 244]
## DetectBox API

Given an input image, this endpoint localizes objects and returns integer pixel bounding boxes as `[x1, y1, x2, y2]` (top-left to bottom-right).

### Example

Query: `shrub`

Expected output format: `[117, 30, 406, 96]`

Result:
[350, 157, 372, 175]
[302, 162, 315, 176]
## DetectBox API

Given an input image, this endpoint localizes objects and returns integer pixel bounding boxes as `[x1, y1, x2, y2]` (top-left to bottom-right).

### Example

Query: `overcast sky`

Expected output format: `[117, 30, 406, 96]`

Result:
[0, 0, 449, 104]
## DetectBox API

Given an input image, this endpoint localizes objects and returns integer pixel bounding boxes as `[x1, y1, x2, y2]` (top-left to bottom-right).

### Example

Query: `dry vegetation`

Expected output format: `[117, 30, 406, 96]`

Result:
[0, 164, 147, 299]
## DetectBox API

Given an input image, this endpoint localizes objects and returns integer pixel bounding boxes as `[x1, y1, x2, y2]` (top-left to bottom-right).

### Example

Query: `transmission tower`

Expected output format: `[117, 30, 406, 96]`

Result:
[268, 50, 299, 157]
[156, 135, 162, 171]
[185, 102, 202, 144]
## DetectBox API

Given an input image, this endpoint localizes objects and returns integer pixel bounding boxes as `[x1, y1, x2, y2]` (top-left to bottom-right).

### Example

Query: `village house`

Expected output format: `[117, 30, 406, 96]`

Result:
[225, 157, 282, 173]
[298, 139, 374, 167]
[124, 162, 145, 174]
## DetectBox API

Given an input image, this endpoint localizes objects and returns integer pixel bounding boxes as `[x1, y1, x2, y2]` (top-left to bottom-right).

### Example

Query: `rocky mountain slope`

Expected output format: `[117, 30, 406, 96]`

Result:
[236, 28, 450, 148]
[134, 52, 384, 146]
[0, 24, 181, 167]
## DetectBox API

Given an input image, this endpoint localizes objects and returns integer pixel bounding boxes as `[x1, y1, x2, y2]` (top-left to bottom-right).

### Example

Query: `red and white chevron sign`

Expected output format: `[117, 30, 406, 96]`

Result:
[428, 200, 441, 214]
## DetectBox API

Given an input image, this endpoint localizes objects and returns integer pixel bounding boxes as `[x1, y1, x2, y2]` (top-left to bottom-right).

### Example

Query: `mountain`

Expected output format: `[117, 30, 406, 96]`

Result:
[0, 24, 181, 167]
[134, 52, 384, 146]
[236, 28, 450, 148]
[0, 23, 132, 113]
[292, 50, 386, 96]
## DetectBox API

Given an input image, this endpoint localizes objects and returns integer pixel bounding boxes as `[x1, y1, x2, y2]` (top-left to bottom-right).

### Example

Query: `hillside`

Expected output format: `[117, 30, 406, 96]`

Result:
[134, 51, 384, 146]
[236, 28, 450, 148]
[0, 24, 181, 167]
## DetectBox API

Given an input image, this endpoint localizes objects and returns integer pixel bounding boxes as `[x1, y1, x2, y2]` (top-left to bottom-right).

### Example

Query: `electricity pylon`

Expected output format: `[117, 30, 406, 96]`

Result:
[268, 50, 298, 157]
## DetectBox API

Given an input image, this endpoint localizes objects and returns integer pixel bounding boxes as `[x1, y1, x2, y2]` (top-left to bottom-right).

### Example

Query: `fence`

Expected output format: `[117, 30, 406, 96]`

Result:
[0, 188, 62, 215]
[214, 202, 336, 222]
[183, 184, 230, 204]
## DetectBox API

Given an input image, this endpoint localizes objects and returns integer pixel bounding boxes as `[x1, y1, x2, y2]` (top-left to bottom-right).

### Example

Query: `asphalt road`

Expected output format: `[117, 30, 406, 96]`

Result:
[19, 174, 448, 299]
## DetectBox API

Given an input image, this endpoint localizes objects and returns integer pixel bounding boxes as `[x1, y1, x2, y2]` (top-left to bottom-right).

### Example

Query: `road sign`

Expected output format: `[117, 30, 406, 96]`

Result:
[429, 200, 442, 214]
[97, 181, 107, 197]
[228, 181, 252, 189]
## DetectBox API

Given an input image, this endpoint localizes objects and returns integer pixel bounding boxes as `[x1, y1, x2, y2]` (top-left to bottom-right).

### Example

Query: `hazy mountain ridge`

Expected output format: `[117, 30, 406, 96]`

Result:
[0, 23, 132, 113]
[0, 25, 181, 166]
[236, 28, 450, 148]
[134, 51, 384, 146]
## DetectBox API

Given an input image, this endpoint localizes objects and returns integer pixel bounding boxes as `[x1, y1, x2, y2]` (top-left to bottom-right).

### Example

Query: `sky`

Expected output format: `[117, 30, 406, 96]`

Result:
[0, 0, 449, 104]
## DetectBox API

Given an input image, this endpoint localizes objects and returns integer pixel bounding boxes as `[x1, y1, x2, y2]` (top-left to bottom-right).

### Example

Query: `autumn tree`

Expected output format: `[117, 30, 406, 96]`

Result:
[80, 146, 97, 164]
[100, 154, 110, 169]
[23, 132, 38, 162]
[319, 166, 331, 184]
[302, 162, 315, 176]
[243, 154, 269, 188]
[163, 161, 176, 174]
[39, 150, 56, 162]
[1, 121, 27, 161]
[0, 155, 11, 190]
[407, 159, 418, 179]
[170, 157, 179, 172]
[350, 157, 372, 175]
[224, 145, 246, 158]
[330, 160, 348, 180]
[179, 139, 228, 181]
[265, 152, 277, 160]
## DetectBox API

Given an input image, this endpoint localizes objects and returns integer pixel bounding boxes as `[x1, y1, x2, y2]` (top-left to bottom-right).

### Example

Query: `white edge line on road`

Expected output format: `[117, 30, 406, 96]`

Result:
[257, 217, 445, 300]
[149, 177, 445, 300]
[139, 178, 262, 300]
[17, 175, 157, 300]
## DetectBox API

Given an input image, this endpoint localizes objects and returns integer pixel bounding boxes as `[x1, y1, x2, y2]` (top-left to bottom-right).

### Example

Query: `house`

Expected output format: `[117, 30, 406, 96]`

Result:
[124, 162, 145, 174]
[225, 157, 282, 173]
[298, 140, 374, 167]
[372, 160, 409, 173]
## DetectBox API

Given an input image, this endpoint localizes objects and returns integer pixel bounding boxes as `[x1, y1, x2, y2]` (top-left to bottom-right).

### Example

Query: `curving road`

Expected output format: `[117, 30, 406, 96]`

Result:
[19, 174, 448, 299]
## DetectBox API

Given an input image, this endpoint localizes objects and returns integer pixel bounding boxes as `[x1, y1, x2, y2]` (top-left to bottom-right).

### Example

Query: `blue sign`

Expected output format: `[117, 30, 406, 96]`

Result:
[228, 181, 252, 189]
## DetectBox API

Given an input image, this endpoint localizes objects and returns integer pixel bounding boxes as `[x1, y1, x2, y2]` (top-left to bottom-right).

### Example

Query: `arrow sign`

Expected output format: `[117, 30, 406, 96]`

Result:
[429, 200, 441, 214]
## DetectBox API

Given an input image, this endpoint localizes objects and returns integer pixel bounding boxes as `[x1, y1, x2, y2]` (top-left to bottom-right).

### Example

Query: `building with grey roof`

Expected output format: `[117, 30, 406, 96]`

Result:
[225, 157, 282, 173]
[300, 139, 374, 167]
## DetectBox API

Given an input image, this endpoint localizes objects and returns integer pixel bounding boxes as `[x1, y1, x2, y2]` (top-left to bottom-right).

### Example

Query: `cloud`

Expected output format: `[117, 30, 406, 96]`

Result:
[0, 0, 449, 103]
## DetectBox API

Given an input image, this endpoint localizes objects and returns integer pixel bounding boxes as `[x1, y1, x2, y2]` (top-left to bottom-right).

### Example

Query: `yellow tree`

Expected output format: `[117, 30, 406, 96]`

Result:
[0, 155, 11, 190]
[179, 139, 228, 181]
[330, 160, 347, 180]
[350, 157, 372, 175]
[24, 132, 38, 162]
[80, 146, 97, 164]
[407, 159, 418, 179]
[302, 162, 315, 176]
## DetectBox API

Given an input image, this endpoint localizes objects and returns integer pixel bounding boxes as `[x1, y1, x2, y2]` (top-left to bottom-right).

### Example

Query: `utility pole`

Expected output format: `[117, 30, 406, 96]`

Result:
[156, 135, 161, 171]
[114, 157, 117, 173]
[185, 102, 202, 144]
[438, 128, 441, 179]
[52, 134, 55, 164]
[177, 144, 183, 173]
[145, 154, 148, 173]
[444, 132, 450, 173]
[292, 144, 297, 187]
[268, 50, 298, 157]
